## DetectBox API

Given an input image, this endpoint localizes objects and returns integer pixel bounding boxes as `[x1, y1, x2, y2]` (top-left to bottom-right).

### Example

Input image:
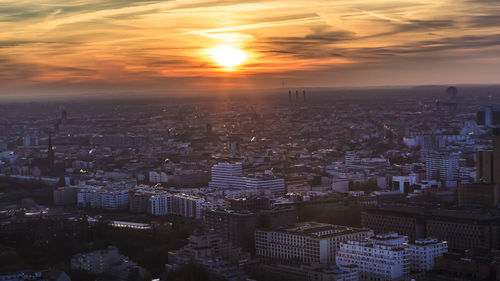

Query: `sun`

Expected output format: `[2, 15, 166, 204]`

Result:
[207, 45, 248, 69]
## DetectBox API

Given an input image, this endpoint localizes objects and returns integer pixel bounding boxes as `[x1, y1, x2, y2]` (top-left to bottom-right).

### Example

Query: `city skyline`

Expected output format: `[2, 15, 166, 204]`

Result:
[1, 0, 500, 96]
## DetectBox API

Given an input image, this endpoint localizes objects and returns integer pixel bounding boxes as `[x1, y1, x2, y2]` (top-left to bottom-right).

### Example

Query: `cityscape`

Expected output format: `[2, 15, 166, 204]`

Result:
[1, 0, 500, 281]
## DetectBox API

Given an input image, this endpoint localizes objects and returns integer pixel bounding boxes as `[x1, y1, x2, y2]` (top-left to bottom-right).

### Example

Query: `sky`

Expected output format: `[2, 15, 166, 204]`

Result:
[1, 0, 500, 95]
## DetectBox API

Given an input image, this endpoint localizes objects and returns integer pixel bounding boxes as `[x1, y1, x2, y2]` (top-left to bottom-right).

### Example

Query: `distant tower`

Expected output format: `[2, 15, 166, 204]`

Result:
[61, 110, 67, 124]
[295, 90, 299, 101]
[303, 89, 306, 101]
[206, 123, 212, 135]
[446, 86, 458, 99]
[289, 90, 292, 102]
[48, 134, 54, 172]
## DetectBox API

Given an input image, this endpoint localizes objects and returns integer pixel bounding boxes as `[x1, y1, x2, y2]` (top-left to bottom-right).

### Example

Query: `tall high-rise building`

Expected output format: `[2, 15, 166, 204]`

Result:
[477, 150, 494, 183]
[492, 128, 500, 184]
[477, 107, 500, 126]
[47, 134, 54, 173]
[475, 128, 500, 184]
[425, 152, 460, 181]
[209, 163, 243, 188]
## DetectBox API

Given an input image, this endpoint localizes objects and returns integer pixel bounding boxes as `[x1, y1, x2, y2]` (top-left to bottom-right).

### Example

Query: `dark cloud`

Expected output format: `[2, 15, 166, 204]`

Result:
[466, 15, 500, 28]
[263, 27, 355, 45]
[359, 19, 456, 40]
[347, 34, 500, 61]
[257, 27, 355, 59]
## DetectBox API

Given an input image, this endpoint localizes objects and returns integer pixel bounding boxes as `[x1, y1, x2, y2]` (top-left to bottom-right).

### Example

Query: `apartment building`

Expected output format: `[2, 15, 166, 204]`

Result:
[336, 233, 410, 281]
[408, 237, 448, 271]
[255, 222, 373, 264]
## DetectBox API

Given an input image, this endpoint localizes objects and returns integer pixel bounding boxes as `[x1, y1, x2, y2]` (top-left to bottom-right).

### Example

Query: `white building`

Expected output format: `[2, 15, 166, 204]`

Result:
[336, 233, 410, 281]
[149, 170, 168, 183]
[77, 186, 95, 207]
[425, 152, 460, 181]
[77, 186, 129, 210]
[150, 192, 171, 216]
[392, 174, 417, 193]
[209, 163, 243, 188]
[255, 222, 373, 264]
[23, 134, 38, 147]
[172, 193, 204, 219]
[408, 238, 448, 271]
[242, 175, 285, 197]
[149, 192, 204, 219]
[71, 246, 121, 274]
[71, 246, 145, 279]
[209, 163, 285, 197]
[345, 151, 360, 165]
[99, 189, 129, 210]
[458, 167, 476, 183]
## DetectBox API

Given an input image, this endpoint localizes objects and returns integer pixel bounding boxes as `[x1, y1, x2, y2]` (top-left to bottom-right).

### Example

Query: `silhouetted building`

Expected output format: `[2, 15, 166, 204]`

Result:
[206, 123, 212, 135]
[430, 248, 500, 280]
[251, 263, 358, 281]
[362, 207, 500, 250]
[477, 106, 500, 126]
[476, 129, 500, 184]
[53, 186, 77, 206]
[129, 191, 152, 213]
[458, 183, 500, 208]
[0, 213, 89, 246]
[226, 197, 270, 211]
[477, 150, 494, 183]
[48, 134, 55, 174]
[204, 206, 296, 253]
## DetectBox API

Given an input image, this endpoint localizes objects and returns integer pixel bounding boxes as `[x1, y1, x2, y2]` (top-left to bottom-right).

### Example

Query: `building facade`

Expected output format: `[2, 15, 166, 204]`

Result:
[408, 237, 448, 271]
[336, 233, 410, 281]
[425, 152, 460, 181]
[149, 192, 203, 219]
[209, 163, 285, 197]
[255, 222, 373, 264]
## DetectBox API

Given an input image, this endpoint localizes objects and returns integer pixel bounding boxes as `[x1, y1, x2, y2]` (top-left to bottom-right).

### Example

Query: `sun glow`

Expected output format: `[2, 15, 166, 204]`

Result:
[208, 45, 248, 69]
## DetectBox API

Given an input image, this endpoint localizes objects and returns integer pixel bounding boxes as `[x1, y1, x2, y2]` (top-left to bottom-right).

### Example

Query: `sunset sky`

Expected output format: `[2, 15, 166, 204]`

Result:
[1, 0, 500, 95]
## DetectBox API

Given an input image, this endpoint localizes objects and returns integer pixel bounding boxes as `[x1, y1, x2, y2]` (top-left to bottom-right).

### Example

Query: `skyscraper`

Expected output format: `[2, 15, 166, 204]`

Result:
[425, 152, 460, 182]
[476, 128, 500, 184]
[48, 133, 54, 173]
